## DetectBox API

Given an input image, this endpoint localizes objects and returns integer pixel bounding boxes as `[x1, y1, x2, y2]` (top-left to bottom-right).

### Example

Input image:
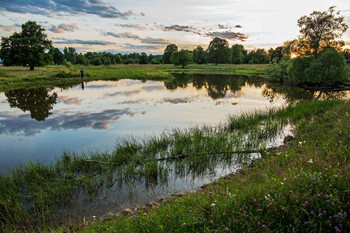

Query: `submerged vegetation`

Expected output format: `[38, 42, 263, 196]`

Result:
[0, 99, 349, 232]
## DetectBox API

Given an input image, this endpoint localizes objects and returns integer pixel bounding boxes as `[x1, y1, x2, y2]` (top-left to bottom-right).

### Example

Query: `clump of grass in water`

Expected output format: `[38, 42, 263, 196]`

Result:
[0, 99, 344, 231]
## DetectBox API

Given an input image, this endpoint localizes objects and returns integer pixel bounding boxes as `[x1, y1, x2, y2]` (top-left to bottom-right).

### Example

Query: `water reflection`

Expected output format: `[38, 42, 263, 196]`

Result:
[5, 88, 57, 121]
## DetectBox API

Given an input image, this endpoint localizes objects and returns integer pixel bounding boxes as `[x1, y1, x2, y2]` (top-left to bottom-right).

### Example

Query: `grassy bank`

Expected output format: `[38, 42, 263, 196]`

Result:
[0, 99, 349, 232]
[71, 99, 349, 233]
[0, 64, 266, 92]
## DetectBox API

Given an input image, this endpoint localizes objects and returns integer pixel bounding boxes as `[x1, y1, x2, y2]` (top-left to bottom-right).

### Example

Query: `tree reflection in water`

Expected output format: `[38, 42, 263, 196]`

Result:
[5, 87, 58, 121]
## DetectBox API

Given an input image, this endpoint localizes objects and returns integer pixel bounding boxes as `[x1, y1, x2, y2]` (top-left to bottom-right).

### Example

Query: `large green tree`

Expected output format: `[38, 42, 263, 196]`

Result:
[163, 44, 178, 64]
[296, 6, 348, 57]
[193, 46, 208, 64]
[48, 47, 64, 65]
[207, 37, 231, 65]
[231, 44, 246, 64]
[171, 49, 193, 69]
[0, 21, 52, 70]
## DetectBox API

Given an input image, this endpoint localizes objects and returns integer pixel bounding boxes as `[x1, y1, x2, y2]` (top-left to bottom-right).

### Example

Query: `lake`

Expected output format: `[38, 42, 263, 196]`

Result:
[0, 74, 291, 173]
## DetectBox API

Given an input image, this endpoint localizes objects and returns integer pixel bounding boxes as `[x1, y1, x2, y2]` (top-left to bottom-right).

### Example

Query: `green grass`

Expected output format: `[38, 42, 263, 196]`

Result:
[0, 99, 349, 232]
[0, 64, 267, 92]
[71, 99, 350, 233]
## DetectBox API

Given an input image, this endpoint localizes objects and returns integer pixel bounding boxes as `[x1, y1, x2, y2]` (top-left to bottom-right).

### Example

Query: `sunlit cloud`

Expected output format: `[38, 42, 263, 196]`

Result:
[140, 37, 172, 45]
[49, 23, 79, 34]
[161, 24, 201, 35]
[0, 24, 18, 32]
[58, 96, 82, 105]
[205, 31, 248, 41]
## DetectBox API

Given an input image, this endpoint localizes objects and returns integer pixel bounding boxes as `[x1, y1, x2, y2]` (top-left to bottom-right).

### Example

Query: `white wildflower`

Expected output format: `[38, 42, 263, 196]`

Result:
[308, 159, 313, 163]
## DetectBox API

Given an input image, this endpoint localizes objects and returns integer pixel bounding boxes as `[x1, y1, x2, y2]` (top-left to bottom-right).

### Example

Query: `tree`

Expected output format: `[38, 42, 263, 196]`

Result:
[193, 46, 208, 64]
[163, 44, 178, 64]
[0, 21, 52, 70]
[231, 44, 246, 64]
[268, 46, 285, 63]
[139, 52, 148, 64]
[296, 6, 348, 57]
[207, 37, 231, 65]
[63, 47, 77, 64]
[246, 49, 270, 64]
[171, 49, 193, 69]
[48, 47, 64, 65]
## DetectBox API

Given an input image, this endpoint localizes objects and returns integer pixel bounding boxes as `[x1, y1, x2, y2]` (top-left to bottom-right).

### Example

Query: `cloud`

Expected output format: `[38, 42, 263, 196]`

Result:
[119, 43, 164, 52]
[105, 90, 141, 97]
[0, 24, 16, 32]
[49, 23, 78, 34]
[140, 37, 171, 45]
[58, 96, 82, 105]
[205, 31, 248, 41]
[0, 0, 135, 19]
[218, 24, 232, 30]
[235, 25, 243, 28]
[114, 24, 147, 30]
[0, 109, 134, 136]
[162, 24, 201, 34]
[105, 32, 141, 40]
[53, 38, 115, 45]
[140, 12, 145, 17]
[161, 97, 190, 104]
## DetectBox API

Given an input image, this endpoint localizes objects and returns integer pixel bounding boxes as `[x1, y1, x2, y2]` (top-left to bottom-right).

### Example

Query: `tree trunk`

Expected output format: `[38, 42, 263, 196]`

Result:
[30, 66, 34, 71]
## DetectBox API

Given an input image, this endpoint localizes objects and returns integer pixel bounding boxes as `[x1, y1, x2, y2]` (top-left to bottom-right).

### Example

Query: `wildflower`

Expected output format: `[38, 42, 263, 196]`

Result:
[326, 200, 330, 203]
[189, 210, 192, 213]
[224, 228, 229, 231]
[211, 203, 216, 207]
[262, 225, 266, 228]
[280, 182, 284, 185]
[144, 213, 147, 216]
[183, 206, 185, 208]
[166, 215, 169, 218]
[308, 159, 313, 163]
[183, 223, 186, 226]
[253, 198, 257, 202]
[92, 216, 96, 220]
[258, 209, 262, 212]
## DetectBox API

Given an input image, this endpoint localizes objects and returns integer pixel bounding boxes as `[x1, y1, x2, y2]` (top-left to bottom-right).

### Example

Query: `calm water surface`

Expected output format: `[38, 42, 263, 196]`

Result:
[0, 75, 290, 173]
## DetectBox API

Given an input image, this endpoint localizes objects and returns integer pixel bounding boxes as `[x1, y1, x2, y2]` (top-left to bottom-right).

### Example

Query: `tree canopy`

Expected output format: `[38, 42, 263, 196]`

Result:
[0, 21, 52, 70]
[171, 49, 193, 69]
[296, 6, 348, 57]
[163, 44, 178, 64]
[207, 37, 231, 65]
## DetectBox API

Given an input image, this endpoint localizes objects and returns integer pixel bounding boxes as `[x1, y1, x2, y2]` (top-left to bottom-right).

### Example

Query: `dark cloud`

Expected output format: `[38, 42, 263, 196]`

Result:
[53, 38, 115, 45]
[205, 31, 248, 41]
[140, 12, 145, 17]
[0, 109, 134, 136]
[49, 23, 79, 33]
[235, 25, 243, 28]
[162, 24, 200, 34]
[105, 32, 141, 40]
[141, 85, 165, 92]
[140, 37, 171, 45]
[0, 0, 135, 19]
[218, 24, 232, 30]
[161, 97, 190, 104]
[105, 90, 141, 97]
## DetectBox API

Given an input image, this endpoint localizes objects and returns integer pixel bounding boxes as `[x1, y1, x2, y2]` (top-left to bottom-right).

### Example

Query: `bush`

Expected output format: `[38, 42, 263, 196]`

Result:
[288, 48, 346, 86]
[264, 58, 291, 82]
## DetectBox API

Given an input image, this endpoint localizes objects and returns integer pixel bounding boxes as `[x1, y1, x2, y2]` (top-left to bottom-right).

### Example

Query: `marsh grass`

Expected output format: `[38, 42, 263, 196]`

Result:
[73, 99, 350, 233]
[0, 99, 345, 231]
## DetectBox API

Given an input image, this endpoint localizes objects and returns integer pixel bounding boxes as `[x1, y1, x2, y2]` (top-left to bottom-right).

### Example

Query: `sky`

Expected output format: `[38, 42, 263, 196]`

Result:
[0, 0, 349, 54]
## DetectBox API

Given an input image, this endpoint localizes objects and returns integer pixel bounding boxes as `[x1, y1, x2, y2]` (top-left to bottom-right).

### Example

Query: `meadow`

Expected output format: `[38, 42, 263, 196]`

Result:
[0, 64, 266, 92]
